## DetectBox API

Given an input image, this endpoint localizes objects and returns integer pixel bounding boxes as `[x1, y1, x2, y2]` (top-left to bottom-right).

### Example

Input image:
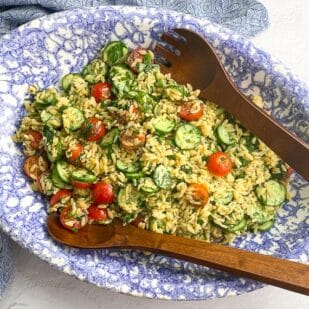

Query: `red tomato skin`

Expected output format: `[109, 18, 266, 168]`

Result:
[50, 189, 72, 206]
[24, 155, 40, 180]
[91, 82, 112, 103]
[82, 117, 106, 142]
[67, 143, 83, 162]
[71, 180, 92, 189]
[207, 152, 232, 177]
[25, 130, 43, 149]
[179, 102, 204, 121]
[188, 184, 209, 206]
[60, 206, 83, 231]
[92, 182, 114, 204]
[88, 204, 108, 221]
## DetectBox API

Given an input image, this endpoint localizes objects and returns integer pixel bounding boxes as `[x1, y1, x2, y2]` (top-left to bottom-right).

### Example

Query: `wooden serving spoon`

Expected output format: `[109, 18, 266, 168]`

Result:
[155, 29, 309, 181]
[47, 214, 309, 295]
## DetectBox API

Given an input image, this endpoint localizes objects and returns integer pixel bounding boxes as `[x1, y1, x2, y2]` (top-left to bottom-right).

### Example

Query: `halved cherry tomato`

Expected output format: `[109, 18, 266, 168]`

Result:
[88, 204, 108, 221]
[131, 216, 145, 228]
[207, 151, 232, 177]
[60, 206, 88, 231]
[91, 82, 112, 103]
[71, 179, 92, 189]
[126, 48, 150, 72]
[24, 130, 43, 149]
[50, 189, 72, 206]
[24, 155, 48, 180]
[120, 132, 146, 150]
[179, 101, 204, 121]
[92, 181, 114, 204]
[187, 184, 209, 207]
[66, 143, 83, 162]
[81, 117, 106, 142]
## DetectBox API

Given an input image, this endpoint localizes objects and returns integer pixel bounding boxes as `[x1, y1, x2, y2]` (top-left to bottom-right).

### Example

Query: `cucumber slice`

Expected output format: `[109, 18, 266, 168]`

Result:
[100, 128, 120, 148]
[109, 65, 135, 80]
[153, 116, 175, 134]
[251, 203, 275, 224]
[101, 41, 129, 66]
[175, 124, 201, 150]
[214, 191, 233, 205]
[51, 167, 72, 189]
[153, 165, 172, 189]
[61, 73, 79, 93]
[125, 171, 145, 180]
[40, 108, 62, 128]
[227, 218, 247, 233]
[56, 160, 71, 183]
[62, 107, 84, 132]
[116, 160, 140, 173]
[255, 180, 286, 206]
[216, 122, 236, 145]
[257, 219, 275, 231]
[140, 177, 159, 194]
[118, 184, 141, 213]
[71, 169, 97, 183]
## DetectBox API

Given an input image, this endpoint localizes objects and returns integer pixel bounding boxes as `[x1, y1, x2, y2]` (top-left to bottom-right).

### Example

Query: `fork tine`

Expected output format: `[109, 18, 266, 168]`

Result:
[154, 43, 177, 64]
[173, 28, 192, 41]
[161, 33, 185, 51]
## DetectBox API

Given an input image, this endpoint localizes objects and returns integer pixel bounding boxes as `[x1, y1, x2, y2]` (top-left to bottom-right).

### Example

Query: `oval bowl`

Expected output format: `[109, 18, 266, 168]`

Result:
[0, 6, 308, 300]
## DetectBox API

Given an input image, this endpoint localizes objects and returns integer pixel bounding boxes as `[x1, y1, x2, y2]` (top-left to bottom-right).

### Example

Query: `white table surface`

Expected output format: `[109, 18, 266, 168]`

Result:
[2, 0, 309, 308]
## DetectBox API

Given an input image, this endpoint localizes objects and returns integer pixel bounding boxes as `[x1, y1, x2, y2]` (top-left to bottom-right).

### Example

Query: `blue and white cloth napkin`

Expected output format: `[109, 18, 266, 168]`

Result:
[0, 0, 268, 298]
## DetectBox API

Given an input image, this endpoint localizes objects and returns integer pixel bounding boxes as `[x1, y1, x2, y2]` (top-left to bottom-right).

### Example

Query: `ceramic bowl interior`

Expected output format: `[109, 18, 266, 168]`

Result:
[0, 5, 308, 300]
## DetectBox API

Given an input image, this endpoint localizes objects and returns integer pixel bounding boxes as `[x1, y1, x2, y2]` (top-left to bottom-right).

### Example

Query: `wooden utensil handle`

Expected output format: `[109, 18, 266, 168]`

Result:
[120, 225, 309, 295]
[200, 68, 309, 181]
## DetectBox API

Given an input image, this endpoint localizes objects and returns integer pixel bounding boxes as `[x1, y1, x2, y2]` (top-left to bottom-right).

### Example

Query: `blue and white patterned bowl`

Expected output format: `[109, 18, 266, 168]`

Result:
[0, 6, 308, 300]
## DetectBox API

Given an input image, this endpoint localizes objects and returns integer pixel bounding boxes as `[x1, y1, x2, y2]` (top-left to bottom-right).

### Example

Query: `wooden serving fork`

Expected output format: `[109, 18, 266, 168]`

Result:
[154, 28, 309, 181]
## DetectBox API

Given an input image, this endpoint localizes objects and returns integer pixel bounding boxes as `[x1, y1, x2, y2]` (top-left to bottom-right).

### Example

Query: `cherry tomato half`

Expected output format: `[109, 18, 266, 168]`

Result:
[81, 117, 106, 142]
[88, 204, 108, 221]
[60, 206, 88, 231]
[207, 152, 232, 177]
[120, 132, 146, 150]
[71, 179, 92, 189]
[91, 82, 112, 103]
[179, 101, 204, 121]
[24, 130, 43, 150]
[92, 181, 114, 204]
[187, 183, 209, 207]
[50, 189, 72, 206]
[66, 143, 83, 162]
[24, 155, 47, 180]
